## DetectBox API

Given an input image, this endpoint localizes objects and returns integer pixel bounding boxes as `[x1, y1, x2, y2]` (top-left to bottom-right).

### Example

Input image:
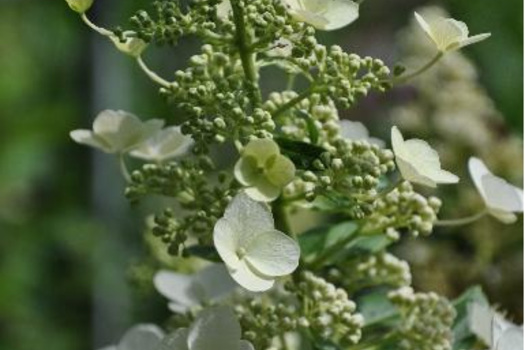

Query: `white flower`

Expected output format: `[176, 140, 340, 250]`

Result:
[158, 306, 254, 350]
[153, 264, 237, 313]
[468, 303, 523, 350]
[130, 126, 193, 162]
[282, 0, 359, 31]
[391, 126, 459, 187]
[468, 157, 523, 224]
[97, 324, 164, 350]
[65, 0, 93, 13]
[213, 193, 300, 292]
[339, 120, 385, 148]
[414, 12, 491, 53]
[70, 110, 164, 154]
[234, 139, 296, 202]
[110, 32, 148, 58]
[216, 0, 232, 19]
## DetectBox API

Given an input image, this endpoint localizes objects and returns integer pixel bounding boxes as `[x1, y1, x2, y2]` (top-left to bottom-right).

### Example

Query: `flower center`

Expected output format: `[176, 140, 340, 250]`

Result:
[236, 247, 247, 259]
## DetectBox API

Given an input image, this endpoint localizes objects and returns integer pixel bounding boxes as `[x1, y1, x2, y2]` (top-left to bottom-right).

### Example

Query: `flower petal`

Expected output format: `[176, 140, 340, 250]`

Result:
[458, 33, 491, 49]
[481, 174, 523, 213]
[245, 181, 281, 202]
[194, 264, 237, 301]
[156, 328, 189, 350]
[228, 260, 275, 292]
[130, 126, 193, 162]
[117, 324, 164, 350]
[468, 303, 496, 345]
[153, 270, 197, 310]
[496, 326, 524, 350]
[468, 157, 491, 202]
[266, 155, 296, 187]
[245, 230, 300, 277]
[214, 217, 243, 268]
[239, 340, 255, 350]
[242, 139, 280, 165]
[187, 306, 241, 350]
[70, 129, 112, 153]
[307, 0, 359, 31]
[234, 156, 261, 186]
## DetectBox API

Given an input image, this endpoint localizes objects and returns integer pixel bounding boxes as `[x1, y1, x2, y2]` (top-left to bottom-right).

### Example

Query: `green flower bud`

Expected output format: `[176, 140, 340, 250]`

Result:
[65, 0, 93, 13]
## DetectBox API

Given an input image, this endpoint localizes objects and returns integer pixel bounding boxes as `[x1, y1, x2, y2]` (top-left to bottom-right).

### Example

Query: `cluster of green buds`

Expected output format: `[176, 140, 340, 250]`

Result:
[235, 299, 298, 350]
[389, 287, 456, 350]
[330, 252, 412, 294]
[288, 271, 364, 347]
[363, 181, 442, 240]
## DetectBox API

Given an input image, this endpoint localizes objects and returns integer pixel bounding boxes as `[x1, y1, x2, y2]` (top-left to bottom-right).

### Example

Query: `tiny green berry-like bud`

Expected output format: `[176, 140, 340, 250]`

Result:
[65, 0, 93, 13]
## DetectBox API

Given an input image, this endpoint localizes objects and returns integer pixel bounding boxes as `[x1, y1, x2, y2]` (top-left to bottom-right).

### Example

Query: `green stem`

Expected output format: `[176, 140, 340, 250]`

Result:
[273, 86, 316, 119]
[272, 199, 293, 237]
[309, 226, 365, 270]
[230, 0, 262, 105]
[136, 56, 172, 88]
[118, 154, 132, 183]
[434, 209, 488, 227]
[81, 13, 113, 36]
[393, 52, 443, 84]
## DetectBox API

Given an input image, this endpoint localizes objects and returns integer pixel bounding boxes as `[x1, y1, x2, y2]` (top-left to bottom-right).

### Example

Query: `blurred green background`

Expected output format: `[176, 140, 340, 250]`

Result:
[0, 0, 521, 349]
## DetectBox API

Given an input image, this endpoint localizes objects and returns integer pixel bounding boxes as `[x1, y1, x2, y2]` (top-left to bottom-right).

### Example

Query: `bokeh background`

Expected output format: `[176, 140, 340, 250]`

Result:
[0, 0, 522, 349]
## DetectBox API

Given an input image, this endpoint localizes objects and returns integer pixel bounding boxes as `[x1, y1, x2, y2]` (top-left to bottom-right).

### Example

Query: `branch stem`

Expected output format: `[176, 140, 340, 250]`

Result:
[118, 154, 132, 183]
[230, 0, 262, 105]
[136, 56, 172, 88]
[81, 13, 113, 37]
[273, 86, 316, 119]
[435, 209, 488, 227]
[393, 52, 443, 84]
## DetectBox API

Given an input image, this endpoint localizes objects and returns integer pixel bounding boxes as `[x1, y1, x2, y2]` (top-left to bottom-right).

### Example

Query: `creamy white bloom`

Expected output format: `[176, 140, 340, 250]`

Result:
[468, 303, 523, 350]
[65, 0, 93, 13]
[157, 306, 254, 350]
[130, 126, 193, 162]
[153, 264, 237, 313]
[468, 157, 523, 224]
[391, 126, 459, 187]
[339, 120, 385, 147]
[282, 0, 359, 31]
[213, 193, 300, 292]
[110, 32, 148, 58]
[70, 110, 164, 154]
[234, 139, 296, 202]
[97, 324, 164, 350]
[414, 12, 491, 52]
[216, 0, 232, 19]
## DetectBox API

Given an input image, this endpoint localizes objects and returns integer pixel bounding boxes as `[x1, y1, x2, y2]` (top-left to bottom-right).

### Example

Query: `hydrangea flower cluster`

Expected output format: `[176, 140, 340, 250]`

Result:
[65, 0, 522, 349]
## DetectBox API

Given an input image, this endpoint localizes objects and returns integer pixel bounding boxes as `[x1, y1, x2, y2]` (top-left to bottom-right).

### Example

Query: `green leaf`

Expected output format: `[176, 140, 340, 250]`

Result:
[357, 288, 398, 327]
[299, 221, 359, 263]
[330, 234, 393, 264]
[451, 286, 489, 349]
[184, 245, 222, 262]
[296, 110, 319, 145]
[275, 137, 326, 169]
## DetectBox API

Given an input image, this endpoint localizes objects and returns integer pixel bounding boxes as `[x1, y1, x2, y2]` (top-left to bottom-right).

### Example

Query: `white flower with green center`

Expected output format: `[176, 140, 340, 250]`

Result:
[234, 138, 296, 202]
[70, 110, 164, 154]
[213, 193, 300, 292]
[130, 126, 193, 162]
[65, 0, 93, 13]
[153, 264, 237, 313]
[414, 12, 491, 53]
[468, 157, 523, 224]
[339, 120, 385, 147]
[110, 32, 148, 58]
[158, 306, 254, 350]
[97, 324, 164, 350]
[468, 303, 523, 350]
[391, 126, 459, 187]
[282, 0, 359, 31]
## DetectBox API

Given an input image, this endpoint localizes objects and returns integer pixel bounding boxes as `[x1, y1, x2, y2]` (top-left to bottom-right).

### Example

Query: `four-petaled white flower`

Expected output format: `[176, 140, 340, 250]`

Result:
[414, 12, 491, 53]
[158, 306, 254, 350]
[391, 126, 459, 187]
[234, 138, 296, 202]
[110, 32, 148, 58]
[339, 120, 385, 148]
[65, 0, 93, 13]
[468, 303, 523, 350]
[468, 157, 523, 224]
[130, 126, 193, 163]
[282, 0, 359, 31]
[153, 264, 237, 313]
[97, 324, 164, 350]
[213, 193, 300, 292]
[70, 110, 164, 154]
